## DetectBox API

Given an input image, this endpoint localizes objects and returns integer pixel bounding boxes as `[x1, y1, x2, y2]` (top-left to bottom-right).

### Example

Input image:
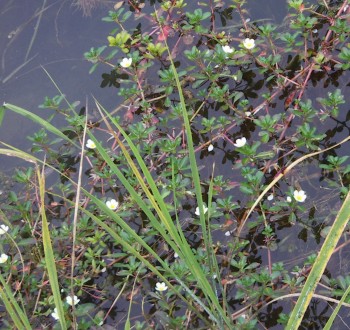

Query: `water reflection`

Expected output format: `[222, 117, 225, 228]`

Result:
[0, 0, 117, 160]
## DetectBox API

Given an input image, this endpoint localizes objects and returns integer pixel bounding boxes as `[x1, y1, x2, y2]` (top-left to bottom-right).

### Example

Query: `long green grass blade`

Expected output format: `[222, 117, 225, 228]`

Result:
[0, 273, 31, 330]
[0, 146, 37, 163]
[0, 286, 24, 329]
[3, 103, 78, 148]
[158, 22, 209, 249]
[37, 167, 67, 330]
[286, 190, 350, 329]
[324, 283, 350, 330]
[0, 106, 5, 127]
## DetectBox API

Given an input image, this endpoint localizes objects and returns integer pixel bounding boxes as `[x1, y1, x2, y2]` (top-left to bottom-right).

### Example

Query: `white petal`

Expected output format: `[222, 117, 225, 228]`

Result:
[0, 225, 9, 235]
[120, 58, 132, 68]
[222, 45, 234, 53]
[86, 139, 96, 149]
[243, 38, 255, 50]
[155, 282, 168, 292]
[233, 137, 247, 147]
[0, 253, 9, 263]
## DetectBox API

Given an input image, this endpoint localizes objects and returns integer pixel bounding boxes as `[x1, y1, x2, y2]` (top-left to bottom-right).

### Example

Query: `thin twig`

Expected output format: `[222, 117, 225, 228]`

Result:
[2, 54, 37, 84]
[25, 0, 47, 61]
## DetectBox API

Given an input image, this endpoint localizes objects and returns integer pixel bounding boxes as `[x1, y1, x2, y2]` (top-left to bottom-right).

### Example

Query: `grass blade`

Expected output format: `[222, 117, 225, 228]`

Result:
[0, 106, 5, 127]
[0, 273, 31, 330]
[0, 146, 37, 163]
[37, 166, 67, 330]
[286, 190, 350, 329]
[3, 103, 78, 148]
[324, 283, 350, 330]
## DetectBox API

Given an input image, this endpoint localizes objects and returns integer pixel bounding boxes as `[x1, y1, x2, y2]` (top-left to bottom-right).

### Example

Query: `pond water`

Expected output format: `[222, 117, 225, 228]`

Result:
[0, 1, 118, 168]
[1, 0, 350, 329]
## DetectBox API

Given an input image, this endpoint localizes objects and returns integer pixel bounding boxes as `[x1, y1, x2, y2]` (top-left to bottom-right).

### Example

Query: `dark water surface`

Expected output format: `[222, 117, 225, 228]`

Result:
[0, 0, 118, 168]
[1, 1, 350, 329]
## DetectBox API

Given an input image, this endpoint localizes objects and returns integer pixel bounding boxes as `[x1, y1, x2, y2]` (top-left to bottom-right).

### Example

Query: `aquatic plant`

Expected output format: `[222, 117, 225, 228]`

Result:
[1, 0, 350, 329]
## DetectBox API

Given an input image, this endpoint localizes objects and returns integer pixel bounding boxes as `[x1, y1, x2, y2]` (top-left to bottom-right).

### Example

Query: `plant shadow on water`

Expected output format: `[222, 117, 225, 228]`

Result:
[1, 0, 350, 329]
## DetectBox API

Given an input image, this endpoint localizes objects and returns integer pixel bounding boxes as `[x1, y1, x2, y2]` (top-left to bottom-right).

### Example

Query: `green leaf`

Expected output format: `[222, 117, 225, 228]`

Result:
[75, 303, 95, 317]
[0, 106, 4, 127]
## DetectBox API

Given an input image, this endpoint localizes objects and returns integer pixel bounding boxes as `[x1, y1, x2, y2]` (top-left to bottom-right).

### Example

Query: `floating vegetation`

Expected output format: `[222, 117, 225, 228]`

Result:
[1, 1, 350, 329]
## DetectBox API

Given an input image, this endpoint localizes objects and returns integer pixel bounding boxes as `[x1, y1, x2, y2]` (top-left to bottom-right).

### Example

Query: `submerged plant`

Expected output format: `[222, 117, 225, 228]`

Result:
[73, 0, 105, 16]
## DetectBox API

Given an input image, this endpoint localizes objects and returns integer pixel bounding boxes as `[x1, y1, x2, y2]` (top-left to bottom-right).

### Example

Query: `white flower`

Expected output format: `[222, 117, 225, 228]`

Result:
[286, 196, 292, 203]
[86, 139, 96, 149]
[106, 199, 119, 211]
[0, 225, 9, 235]
[0, 253, 8, 263]
[51, 308, 59, 320]
[267, 194, 274, 201]
[233, 137, 247, 148]
[224, 231, 231, 237]
[66, 295, 80, 306]
[242, 38, 255, 50]
[120, 57, 132, 68]
[174, 252, 179, 258]
[245, 111, 252, 117]
[293, 190, 307, 203]
[222, 45, 234, 54]
[208, 144, 214, 152]
[195, 205, 208, 216]
[155, 282, 168, 292]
